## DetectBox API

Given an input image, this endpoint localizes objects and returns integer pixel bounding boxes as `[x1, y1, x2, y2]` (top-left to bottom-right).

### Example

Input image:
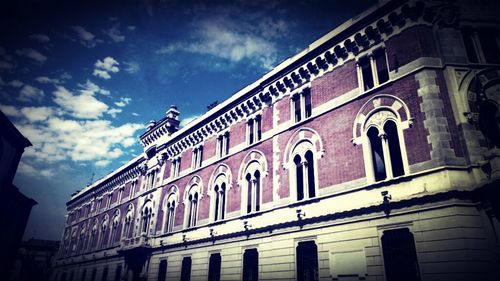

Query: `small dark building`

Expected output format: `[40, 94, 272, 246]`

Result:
[11, 239, 60, 281]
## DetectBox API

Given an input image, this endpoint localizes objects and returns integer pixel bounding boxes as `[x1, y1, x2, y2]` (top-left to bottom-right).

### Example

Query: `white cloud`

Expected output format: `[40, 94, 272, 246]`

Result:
[155, 20, 277, 69]
[79, 80, 110, 96]
[71, 26, 99, 48]
[9, 80, 24, 88]
[95, 159, 111, 167]
[0, 105, 22, 117]
[35, 76, 61, 85]
[104, 25, 125, 43]
[52, 86, 109, 119]
[19, 85, 44, 102]
[180, 115, 201, 127]
[127, 26, 136, 31]
[93, 57, 119, 79]
[123, 61, 140, 74]
[107, 108, 122, 118]
[18, 162, 54, 178]
[20, 106, 54, 122]
[29, 34, 51, 43]
[114, 97, 131, 107]
[15, 48, 47, 63]
[132, 112, 139, 116]
[0, 47, 16, 71]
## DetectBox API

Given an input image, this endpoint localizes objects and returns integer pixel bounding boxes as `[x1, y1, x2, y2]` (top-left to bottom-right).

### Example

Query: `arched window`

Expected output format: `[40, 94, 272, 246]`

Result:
[210, 172, 229, 222]
[109, 210, 120, 245]
[141, 202, 153, 235]
[122, 204, 134, 239]
[185, 185, 200, 228]
[364, 110, 407, 182]
[239, 151, 267, 215]
[353, 95, 412, 183]
[164, 193, 177, 233]
[291, 143, 317, 201]
[89, 220, 98, 250]
[99, 215, 109, 248]
[78, 225, 86, 253]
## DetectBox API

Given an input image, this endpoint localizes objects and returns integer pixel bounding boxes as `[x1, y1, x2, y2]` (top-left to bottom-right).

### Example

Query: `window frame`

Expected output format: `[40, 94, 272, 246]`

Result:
[357, 48, 390, 93]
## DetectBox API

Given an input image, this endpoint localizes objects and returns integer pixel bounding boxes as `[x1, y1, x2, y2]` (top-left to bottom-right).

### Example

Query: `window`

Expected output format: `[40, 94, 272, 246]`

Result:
[358, 49, 389, 91]
[130, 180, 137, 198]
[99, 216, 109, 248]
[81, 269, 86, 281]
[247, 116, 262, 145]
[292, 88, 312, 123]
[245, 171, 261, 214]
[171, 157, 181, 178]
[106, 193, 112, 209]
[157, 260, 167, 281]
[101, 267, 108, 281]
[365, 111, 406, 182]
[217, 132, 230, 158]
[95, 198, 102, 214]
[89, 221, 98, 250]
[147, 169, 157, 189]
[180, 257, 192, 281]
[462, 28, 500, 64]
[90, 268, 96, 281]
[78, 227, 86, 253]
[296, 241, 319, 281]
[117, 187, 124, 204]
[109, 211, 120, 245]
[381, 228, 421, 281]
[185, 185, 200, 228]
[213, 183, 226, 222]
[242, 249, 258, 281]
[164, 194, 177, 233]
[208, 253, 221, 281]
[210, 172, 229, 222]
[141, 202, 153, 234]
[123, 205, 134, 239]
[192, 146, 203, 169]
[114, 266, 122, 281]
[293, 149, 316, 201]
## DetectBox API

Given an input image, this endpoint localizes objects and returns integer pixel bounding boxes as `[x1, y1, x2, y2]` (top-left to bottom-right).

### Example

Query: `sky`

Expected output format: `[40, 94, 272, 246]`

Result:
[0, 0, 376, 240]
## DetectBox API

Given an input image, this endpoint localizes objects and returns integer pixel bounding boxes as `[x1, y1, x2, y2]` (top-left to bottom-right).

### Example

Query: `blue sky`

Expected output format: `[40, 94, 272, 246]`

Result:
[0, 0, 375, 240]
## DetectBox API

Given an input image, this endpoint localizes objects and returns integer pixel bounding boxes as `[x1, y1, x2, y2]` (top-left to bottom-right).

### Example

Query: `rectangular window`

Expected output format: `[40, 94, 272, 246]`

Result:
[101, 267, 108, 281]
[180, 257, 192, 281]
[359, 49, 389, 92]
[217, 133, 230, 158]
[171, 158, 181, 178]
[207, 253, 221, 281]
[114, 266, 121, 281]
[381, 228, 421, 281]
[462, 28, 479, 63]
[90, 269, 96, 281]
[157, 260, 167, 281]
[130, 181, 137, 197]
[304, 89, 312, 118]
[243, 249, 258, 281]
[478, 29, 500, 64]
[247, 117, 262, 145]
[293, 95, 301, 122]
[192, 146, 203, 169]
[81, 269, 86, 281]
[296, 241, 319, 281]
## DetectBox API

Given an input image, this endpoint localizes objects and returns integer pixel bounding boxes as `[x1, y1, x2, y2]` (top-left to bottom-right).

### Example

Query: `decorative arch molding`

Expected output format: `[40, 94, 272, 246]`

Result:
[183, 176, 204, 204]
[283, 127, 325, 167]
[463, 67, 500, 115]
[237, 150, 269, 185]
[208, 164, 233, 193]
[163, 185, 180, 208]
[352, 94, 412, 145]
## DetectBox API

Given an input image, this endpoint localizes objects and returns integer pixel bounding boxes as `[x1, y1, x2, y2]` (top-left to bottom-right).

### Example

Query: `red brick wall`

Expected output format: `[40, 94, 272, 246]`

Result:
[386, 25, 438, 71]
[276, 98, 290, 125]
[231, 121, 246, 147]
[312, 60, 358, 104]
[204, 136, 216, 159]
[262, 106, 273, 132]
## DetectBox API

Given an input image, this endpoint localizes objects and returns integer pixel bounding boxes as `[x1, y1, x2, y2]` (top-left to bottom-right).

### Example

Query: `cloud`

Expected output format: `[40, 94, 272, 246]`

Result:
[123, 61, 140, 74]
[29, 34, 51, 43]
[104, 25, 125, 43]
[9, 80, 24, 88]
[93, 57, 119, 79]
[127, 26, 136, 31]
[107, 108, 122, 118]
[20, 106, 54, 122]
[52, 86, 109, 119]
[155, 20, 277, 69]
[180, 115, 201, 127]
[19, 85, 44, 102]
[15, 48, 47, 63]
[79, 80, 110, 96]
[95, 159, 111, 167]
[18, 162, 54, 178]
[0, 104, 22, 117]
[132, 112, 139, 116]
[71, 26, 99, 48]
[0, 47, 16, 71]
[35, 76, 61, 85]
[114, 97, 131, 107]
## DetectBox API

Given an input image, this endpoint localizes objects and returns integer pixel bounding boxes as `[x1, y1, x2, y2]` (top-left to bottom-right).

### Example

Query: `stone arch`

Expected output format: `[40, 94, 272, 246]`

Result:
[237, 150, 269, 185]
[283, 127, 324, 167]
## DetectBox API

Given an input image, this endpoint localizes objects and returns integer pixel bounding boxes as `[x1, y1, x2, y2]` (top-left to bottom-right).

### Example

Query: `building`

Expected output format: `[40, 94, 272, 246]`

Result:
[52, 0, 500, 280]
[11, 239, 60, 281]
[0, 110, 37, 279]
